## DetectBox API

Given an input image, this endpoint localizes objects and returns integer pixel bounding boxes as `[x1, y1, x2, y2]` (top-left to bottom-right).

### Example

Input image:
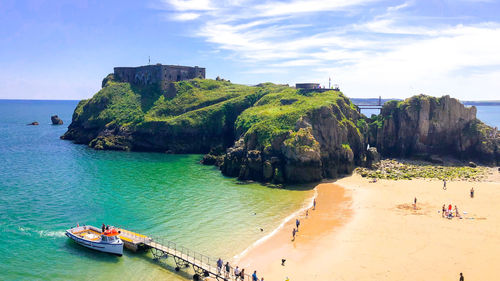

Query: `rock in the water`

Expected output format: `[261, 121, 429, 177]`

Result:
[27, 121, 39, 126]
[51, 115, 63, 125]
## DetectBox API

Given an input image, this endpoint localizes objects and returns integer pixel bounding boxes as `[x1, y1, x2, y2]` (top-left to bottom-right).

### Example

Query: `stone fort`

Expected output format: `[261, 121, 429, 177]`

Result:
[114, 64, 205, 91]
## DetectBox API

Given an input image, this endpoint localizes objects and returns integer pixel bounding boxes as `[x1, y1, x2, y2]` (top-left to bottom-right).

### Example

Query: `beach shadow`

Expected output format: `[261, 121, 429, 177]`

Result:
[132, 249, 199, 280]
[395, 203, 431, 216]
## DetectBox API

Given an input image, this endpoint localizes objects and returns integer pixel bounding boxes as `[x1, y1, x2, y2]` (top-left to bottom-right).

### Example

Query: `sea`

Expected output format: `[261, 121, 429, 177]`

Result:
[0, 100, 498, 281]
[0, 100, 313, 281]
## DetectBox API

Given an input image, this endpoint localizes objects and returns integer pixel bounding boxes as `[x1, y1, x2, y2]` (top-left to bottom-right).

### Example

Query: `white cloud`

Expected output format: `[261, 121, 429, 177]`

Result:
[252, 0, 379, 17]
[170, 12, 201, 20]
[161, 0, 213, 11]
[154, 0, 500, 100]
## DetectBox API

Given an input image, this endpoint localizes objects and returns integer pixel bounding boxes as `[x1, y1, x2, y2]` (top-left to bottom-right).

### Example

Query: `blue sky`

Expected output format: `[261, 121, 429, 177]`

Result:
[1, 0, 499, 100]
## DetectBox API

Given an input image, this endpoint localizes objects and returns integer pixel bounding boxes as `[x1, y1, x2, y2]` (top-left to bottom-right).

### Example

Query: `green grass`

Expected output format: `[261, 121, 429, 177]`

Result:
[70, 78, 361, 153]
[70, 81, 144, 129]
[235, 89, 354, 148]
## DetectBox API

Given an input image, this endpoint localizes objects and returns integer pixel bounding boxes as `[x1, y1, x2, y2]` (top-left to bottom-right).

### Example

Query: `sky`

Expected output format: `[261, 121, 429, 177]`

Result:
[1, 0, 500, 100]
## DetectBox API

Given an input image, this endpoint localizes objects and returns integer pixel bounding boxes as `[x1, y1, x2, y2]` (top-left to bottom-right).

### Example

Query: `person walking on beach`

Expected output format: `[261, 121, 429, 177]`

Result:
[313, 198, 316, 210]
[459, 272, 464, 281]
[470, 187, 474, 198]
[217, 258, 223, 275]
[306, 210, 309, 217]
[252, 270, 258, 281]
[442, 204, 446, 218]
[414, 197, 417, 210]
[296, 219, 300, 231]
[292, 228, 296, 241]
[240, 268, 245, 280]
[224, 262, 230, 278]
[102, 223, 105, 233]
[234, 266, 240, 278]
[443, 179, 447, 190]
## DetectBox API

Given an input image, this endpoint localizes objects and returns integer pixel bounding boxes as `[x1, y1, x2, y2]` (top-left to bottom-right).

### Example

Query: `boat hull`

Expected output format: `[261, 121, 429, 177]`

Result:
[66, 226, 123, 256]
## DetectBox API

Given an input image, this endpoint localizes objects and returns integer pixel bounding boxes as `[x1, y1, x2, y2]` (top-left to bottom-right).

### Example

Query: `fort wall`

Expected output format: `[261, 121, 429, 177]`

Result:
[113, 64, 205, 91]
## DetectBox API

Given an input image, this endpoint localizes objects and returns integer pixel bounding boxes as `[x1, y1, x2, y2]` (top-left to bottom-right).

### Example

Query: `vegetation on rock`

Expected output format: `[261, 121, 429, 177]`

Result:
[62, 75, 499, 184]
[356, 159, 487, 181]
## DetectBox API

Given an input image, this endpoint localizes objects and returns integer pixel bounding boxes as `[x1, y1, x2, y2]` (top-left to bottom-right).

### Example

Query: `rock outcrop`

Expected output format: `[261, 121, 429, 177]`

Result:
[369, 95, 499, 165]
[62, 75, 499, 184]
[220, 94, 366, 183]
[27, 121, 39, 126]
[51, 115, 63, 125]
[62, 78, 275, 152]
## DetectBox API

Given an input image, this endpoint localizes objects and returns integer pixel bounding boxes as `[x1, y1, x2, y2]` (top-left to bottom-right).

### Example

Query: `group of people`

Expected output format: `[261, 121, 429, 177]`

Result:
[442, 204, 462, 219]
[217, 258, 263, 281]
[101, 223, 110, 233]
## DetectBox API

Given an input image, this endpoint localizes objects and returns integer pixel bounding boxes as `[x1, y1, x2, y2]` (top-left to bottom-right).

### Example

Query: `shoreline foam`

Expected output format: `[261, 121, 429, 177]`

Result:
[233, 188, 318, 262]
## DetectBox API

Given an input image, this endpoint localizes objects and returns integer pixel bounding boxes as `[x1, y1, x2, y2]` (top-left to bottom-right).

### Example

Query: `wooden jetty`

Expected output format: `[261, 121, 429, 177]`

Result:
[115, 227, 252, 281]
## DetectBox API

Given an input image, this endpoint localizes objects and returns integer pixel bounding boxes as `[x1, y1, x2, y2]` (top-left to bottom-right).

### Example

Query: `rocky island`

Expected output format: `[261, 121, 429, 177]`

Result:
[62, 70, 500, 184]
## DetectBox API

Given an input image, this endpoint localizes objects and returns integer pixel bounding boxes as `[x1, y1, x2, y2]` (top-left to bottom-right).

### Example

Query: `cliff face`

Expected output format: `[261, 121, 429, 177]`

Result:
[63, 75, 499, 184]
[220, 90, 365, 183]
[370, 95, 499, 165]
[62, 78, 269, 152]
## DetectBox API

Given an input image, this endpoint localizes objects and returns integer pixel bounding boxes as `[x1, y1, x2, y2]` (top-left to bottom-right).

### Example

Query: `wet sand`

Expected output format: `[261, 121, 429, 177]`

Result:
[235, 182, 352, 280]
[236, 172, 500, 280]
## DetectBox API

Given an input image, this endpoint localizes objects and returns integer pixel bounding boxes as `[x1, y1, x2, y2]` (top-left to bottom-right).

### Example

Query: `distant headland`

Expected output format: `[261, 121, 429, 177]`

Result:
[61, 63, 500, 184]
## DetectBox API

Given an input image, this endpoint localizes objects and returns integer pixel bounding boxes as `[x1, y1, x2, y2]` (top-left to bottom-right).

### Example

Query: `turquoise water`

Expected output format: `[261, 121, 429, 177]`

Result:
[0, 100, 313, 280]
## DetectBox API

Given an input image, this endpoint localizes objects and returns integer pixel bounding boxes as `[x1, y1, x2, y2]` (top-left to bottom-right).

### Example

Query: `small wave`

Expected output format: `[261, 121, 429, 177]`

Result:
[233, 188, 318, 261]
[37, 230, 66, 238]
[18, 226, 32, 236]
[17, 226, 65, 238]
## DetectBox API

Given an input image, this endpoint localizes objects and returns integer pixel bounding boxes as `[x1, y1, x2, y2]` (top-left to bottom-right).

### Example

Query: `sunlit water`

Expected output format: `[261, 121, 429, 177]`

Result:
[0, 100, 313, 280]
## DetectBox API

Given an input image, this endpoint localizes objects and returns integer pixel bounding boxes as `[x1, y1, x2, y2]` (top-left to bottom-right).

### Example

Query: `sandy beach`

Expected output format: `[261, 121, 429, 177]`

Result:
[236, 170, 500, 281]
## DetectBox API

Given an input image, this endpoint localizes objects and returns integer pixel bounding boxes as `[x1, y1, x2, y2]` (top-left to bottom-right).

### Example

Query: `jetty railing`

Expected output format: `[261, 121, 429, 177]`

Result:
[113, 225, 252, 281]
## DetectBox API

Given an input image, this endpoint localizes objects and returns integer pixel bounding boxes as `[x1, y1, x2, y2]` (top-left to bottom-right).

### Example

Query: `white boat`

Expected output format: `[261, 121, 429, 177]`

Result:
[66, 225, 123, 256]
